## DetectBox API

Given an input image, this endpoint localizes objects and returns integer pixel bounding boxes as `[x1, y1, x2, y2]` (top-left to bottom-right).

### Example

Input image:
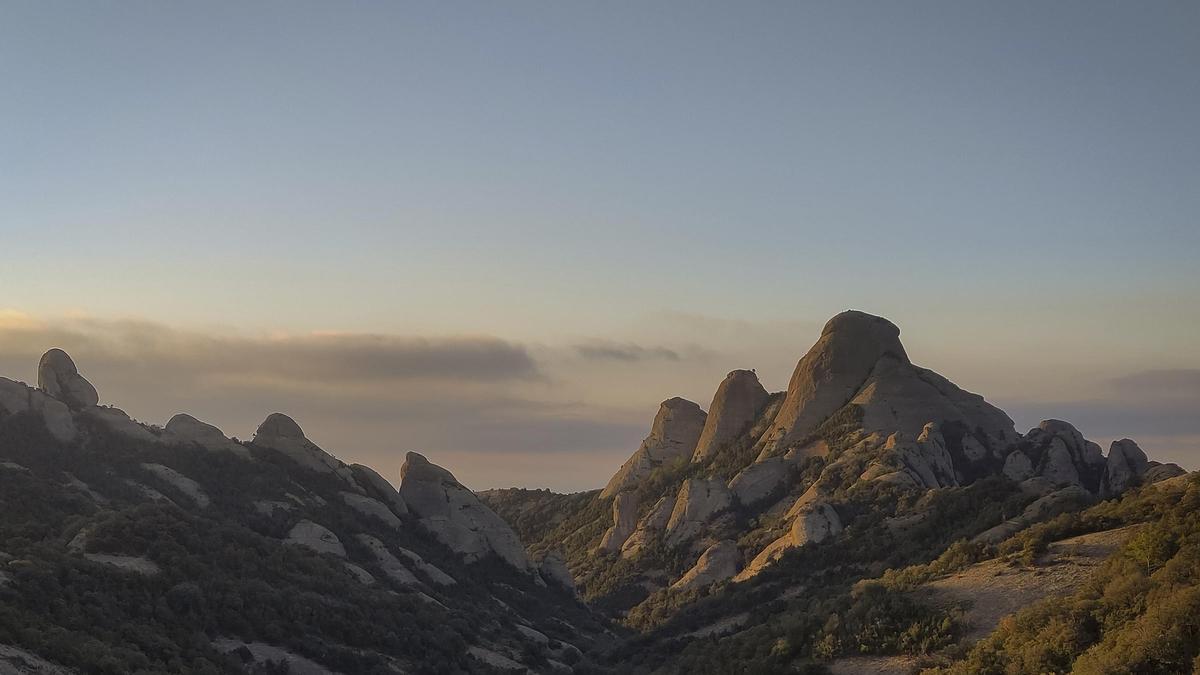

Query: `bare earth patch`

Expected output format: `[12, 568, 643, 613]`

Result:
[919, 525, 1139, 642]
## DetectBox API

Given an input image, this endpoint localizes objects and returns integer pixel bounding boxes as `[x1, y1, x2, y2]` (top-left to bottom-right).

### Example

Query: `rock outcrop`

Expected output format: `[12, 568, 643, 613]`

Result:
[692, 370, 769, 462]
[860, 424, 958, 489]
[601, 398, 707, 499]
[621, 495, 675, 558]
[139, 463, 210, 508]
[285, 520, 346, 558]
[399, 452, 532, 572]
[0, 377, 77, 442]
[671, 540, 740, 591]
[340, 492, 403, 530]
[736, 501, 841, 581]
[84, 406, 159, 443]
[37, 348, 98, 410]
[1101, 439, 1150, 498]
[665, 478, 732, 547]
[163, 413, 250, 457]
[355, 534, 419, 585]
[253, 414, 358, 486]
[1023, 420, 1106, 493]
[758, 311, 908, 453]
[351, 464, 408, 515]
[598, 491, 640, 553]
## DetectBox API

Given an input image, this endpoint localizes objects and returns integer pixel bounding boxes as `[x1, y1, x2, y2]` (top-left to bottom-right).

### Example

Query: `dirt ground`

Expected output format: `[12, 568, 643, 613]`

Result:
[826, 525, 1138, 675]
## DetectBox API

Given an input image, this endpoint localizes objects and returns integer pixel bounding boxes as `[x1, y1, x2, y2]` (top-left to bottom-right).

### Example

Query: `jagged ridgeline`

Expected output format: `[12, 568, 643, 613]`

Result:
[481, 310, 1193, 672]
[0, 350, 605, 674]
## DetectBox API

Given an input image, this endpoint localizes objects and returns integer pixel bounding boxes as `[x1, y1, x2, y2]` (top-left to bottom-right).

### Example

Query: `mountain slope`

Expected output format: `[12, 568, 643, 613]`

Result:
[0, 351, 607, 674]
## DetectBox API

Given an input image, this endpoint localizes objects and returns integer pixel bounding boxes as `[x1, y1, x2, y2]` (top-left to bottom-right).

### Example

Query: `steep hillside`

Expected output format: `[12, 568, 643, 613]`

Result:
[0, 351, 607, 674]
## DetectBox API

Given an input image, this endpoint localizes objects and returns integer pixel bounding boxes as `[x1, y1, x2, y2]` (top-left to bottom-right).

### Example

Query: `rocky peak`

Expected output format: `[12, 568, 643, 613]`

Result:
[599, 397, 707, 498]
[252, 413, 358, 486]
[692, 370, 770, 462]
[163, 413, 250, 457]
[399, 452, 533, 572]
[758, 310, 908, 452]
[37, 349, 98, 411]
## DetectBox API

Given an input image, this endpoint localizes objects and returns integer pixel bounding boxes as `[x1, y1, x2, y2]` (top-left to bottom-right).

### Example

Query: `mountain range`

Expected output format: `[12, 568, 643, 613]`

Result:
[1, 311, 1196, 674]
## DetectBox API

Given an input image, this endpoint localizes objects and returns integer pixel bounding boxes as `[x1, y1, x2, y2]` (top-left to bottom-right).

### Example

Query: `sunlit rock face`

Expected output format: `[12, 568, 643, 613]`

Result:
[671, 540, 740, 592]
[37, 348, 98, 411]
[598, 491, 640, 553]
[399, 451, 533, 572]
[600, 397, 707, 499]
[692, 370, 769, 462]
[757, 311, 908, 454]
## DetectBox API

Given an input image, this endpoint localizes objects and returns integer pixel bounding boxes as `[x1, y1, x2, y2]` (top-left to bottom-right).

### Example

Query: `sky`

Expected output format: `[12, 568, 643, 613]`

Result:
[1, 2, 1197, 491]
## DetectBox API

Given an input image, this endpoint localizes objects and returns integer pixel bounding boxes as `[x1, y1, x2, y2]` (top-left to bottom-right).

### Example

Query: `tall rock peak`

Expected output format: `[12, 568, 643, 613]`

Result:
[759, 310, 907, 452]
[600, 397, 707, 498]
[37, 348, 99, 411]
[692, 369, 770, 462]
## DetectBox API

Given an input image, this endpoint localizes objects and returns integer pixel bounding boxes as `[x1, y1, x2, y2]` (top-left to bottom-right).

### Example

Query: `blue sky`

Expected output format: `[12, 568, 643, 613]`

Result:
[1, 2, 1197, 490]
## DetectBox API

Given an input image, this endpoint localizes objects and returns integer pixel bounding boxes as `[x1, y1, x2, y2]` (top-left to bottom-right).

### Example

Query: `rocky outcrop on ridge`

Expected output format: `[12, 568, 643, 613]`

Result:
[737, 501, 842, 581]
[162, 413, 250, 457]
[37, 348, 99, 411]
[252, 413, 358, 487]
[600, 398, 707, 499]
[0, 377, 76, 442]
[399, 451, 533, 572]
[350, 464, 408, 515]
[598, 491, 640, 553]
[665, 478, 732, 547]
[756, 311, 909, 454]
[692, 370, 769, 462]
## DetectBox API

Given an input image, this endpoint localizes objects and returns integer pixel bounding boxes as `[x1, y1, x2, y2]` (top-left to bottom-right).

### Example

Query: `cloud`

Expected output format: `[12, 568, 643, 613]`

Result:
[573, 340, 681, 362]
[0, 316, 539, 387]
[1110, 369, 1200, 398]
[0, 313, 641, 491]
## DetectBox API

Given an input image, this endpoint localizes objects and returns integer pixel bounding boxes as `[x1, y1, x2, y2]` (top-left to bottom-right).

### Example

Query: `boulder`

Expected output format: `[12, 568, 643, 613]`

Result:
[253, 414, 358, 486]
[37, 349, 98, 410]
[399, 452, 532, 571]
[665, 478, 732, 547]
[600, 398, 707, 498]
[285, 520, 346, 558]
[1101, 439, 1150, 498]
[671, 540, 740, 592]
[163, 413, 250, 457]
[598, 491, 639, 553]
[692, 370, 769, 462]
[0, 377, 77, 442]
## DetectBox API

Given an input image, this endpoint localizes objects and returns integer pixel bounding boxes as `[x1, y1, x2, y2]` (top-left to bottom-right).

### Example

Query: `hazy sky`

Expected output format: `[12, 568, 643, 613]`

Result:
[2, 2, 1197, 491]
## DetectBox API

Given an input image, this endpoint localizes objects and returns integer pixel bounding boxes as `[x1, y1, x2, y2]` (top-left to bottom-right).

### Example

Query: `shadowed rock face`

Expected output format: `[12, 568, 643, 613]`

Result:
[252, 413, 358, 486]
[600, 397, 707, 499]
[164, 413, 250, 457]
[758, 311, 908, 453]
[37, 349, 99, 411]
[692, 370, 770, 462]
[399, 451, 533, 572]
[0, 377, 77, 442]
